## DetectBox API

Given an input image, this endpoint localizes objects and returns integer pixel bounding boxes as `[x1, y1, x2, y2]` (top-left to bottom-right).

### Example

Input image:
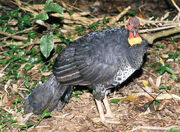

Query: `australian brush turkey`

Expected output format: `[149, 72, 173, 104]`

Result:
[24, 17, 148, 123]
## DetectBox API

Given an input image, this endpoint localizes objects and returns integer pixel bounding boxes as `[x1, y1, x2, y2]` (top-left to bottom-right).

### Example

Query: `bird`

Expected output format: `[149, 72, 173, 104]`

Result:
[24, 17, 148, 124]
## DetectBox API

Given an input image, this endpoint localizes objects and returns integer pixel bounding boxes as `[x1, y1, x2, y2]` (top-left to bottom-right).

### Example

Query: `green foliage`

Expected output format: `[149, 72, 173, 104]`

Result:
[41, 75, 45, 83]
[40, 32, 54, 58]
[168, 52, 179, 59]
[35, 13, 49, 21]
[166, 128, 180, 132]
[68, 10, 75, 16]
[110, 99, 120, 103]
[12, 97, 22, 104]
[177, 77, 180, 83]
[154, 100, 160, 106]
[19, 121, 35, 130]
[153, 64, 173, 75]
[156, 43, 164, 48]
[71, 91, 83, 98]
[37, 109, 51, 121]
[159, 84, 166, 89]
[127, 10, 136, 16]
[28, 31, 37, 40]
[44, 0, 63, 14]
[58, 33, 72, 45]
[102, 17, 111, 24]
[88, 21, 100, 31]
[75, 25, 85, 35]
[17, 14, 31, 30]
[0, 110, 17, 129]
[150, 62, 173, 75]
[56, 45, 63, 54]
[25, 76, 30, 88]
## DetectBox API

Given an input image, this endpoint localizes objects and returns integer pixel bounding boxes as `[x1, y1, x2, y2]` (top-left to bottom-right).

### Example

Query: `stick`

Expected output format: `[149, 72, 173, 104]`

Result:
[171, 0, 180, 12]
[141, 26, 180, 44]
[133, 126, 180, 131]
[109, 6, 131, 25]
[0, 31, 27, 41]
[139, 25, 176, 33]
[0, 27, 35, 41]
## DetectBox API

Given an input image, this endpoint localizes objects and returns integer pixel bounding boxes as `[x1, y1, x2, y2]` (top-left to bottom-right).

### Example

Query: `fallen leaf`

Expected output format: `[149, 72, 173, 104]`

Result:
[156, 76, 162, 87]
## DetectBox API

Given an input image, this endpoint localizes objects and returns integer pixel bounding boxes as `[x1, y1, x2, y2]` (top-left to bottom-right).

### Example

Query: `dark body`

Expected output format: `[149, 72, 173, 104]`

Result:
[24, 27, 148, 114]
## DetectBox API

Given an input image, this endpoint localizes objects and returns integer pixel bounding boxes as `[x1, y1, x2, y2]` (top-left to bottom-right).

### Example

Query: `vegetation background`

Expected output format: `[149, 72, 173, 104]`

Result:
[0, 0, 179, 131]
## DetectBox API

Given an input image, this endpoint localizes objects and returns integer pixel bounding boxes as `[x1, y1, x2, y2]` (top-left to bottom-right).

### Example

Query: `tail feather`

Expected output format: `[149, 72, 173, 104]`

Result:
[23, 74, 73, 114]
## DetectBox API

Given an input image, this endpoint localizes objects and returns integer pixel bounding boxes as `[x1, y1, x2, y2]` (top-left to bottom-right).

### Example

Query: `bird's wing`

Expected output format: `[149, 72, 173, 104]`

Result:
[53, 29, 127, 86]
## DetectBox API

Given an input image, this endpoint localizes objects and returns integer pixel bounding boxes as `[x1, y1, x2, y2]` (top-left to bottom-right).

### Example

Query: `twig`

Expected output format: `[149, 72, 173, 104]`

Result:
[0, 63, 10, 73]
[139, 25, 176, 33]
[61, 1, 97, 19]
[142, 68, 157, 77]
[1, 107, 13, 114]
[137, 17, 180, 25]
[0, 27, 35, 41]
[171, 0, 180, 12]
[141, 26, 180, 44]
[109, 6, 131, 25]
[132, 126, 179, 131]
[13, 0, 38, 15]
[0, 31, 27, 41]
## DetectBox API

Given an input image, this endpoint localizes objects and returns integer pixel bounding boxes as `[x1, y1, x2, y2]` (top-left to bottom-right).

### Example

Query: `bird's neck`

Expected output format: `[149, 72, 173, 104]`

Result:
[128, 32, 142, 46]
[128, 42, 147, 69]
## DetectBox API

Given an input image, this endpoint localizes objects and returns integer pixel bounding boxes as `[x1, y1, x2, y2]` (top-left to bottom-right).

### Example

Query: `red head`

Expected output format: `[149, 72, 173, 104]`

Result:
[127, 17, 142, 46]
[127, 17, 140, 38]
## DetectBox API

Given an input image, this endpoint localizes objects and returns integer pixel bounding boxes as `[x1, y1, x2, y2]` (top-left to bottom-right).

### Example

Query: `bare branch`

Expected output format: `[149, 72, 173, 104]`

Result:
[171, 0, 180, 12]
[109, 6, 131, 25]
[141, 26, 180, 44]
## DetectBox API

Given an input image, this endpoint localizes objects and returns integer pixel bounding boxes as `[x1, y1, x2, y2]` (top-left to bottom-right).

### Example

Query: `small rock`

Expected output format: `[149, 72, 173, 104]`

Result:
[166, 59, 174, 62]
[161, 54, 169, 58]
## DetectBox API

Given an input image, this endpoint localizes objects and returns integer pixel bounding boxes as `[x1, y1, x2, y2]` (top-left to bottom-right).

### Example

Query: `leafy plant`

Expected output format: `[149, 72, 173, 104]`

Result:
[110, 99, 120, 103]
[44, 0, 63, 14]
[166, 128, 180, 132]
[40, 32, 54, 58]
[88, 21, 100, 31]
[168, 52, 179, 59]
[156, 43, 164, 48]
[58, 33, 72, 45]
[37, 109, 51, 121]
[153, 63, 173, 75]
[75, 25, 85, 35]
[71, 91, 83, 98]
[35, 13, 49, 21]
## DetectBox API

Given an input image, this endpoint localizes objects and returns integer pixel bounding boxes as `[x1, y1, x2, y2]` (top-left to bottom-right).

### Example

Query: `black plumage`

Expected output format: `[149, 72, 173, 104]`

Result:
[24, 18, 148, 123]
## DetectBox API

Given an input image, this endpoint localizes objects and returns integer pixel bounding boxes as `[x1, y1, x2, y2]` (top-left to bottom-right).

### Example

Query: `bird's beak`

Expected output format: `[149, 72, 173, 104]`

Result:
[133, 29, 137, 37]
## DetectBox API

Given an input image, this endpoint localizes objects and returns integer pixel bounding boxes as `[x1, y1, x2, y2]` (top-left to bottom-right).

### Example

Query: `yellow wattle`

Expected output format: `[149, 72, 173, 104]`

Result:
[128, 37, 142, 46]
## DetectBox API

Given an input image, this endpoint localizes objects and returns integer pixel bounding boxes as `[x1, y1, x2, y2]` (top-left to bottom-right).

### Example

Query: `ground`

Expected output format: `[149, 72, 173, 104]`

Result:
[27, 41, 180, 132]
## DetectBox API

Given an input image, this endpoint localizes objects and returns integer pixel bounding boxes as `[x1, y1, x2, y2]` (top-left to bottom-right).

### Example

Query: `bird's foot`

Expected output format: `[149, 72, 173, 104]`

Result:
[104, 111, 114, 118]
[103, 119, 120, 124]
[92, 117, 120, 124]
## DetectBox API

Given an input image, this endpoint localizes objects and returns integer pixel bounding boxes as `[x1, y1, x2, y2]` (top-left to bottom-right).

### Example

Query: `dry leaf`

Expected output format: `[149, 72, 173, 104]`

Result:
[159, 57, 165, 66]
[142, 80, 148, 87]
[149, 77, 158, 91]
[156, 76, 162, 87]
[156, 99, 171, 110]
[1, 93, 8, 107]
[12, 84, 18, 92]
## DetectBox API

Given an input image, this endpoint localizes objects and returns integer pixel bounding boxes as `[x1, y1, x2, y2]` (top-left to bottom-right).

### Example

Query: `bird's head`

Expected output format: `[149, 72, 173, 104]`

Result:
[127, 17, 142, 46]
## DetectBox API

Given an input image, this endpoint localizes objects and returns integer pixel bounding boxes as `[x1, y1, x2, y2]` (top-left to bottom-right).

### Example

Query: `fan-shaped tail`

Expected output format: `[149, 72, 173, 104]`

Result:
[23, 74, 74, 114]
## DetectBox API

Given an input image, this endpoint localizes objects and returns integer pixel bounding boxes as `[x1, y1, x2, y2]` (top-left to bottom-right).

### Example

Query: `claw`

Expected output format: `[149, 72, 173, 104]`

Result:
[95, 99, 120, 124]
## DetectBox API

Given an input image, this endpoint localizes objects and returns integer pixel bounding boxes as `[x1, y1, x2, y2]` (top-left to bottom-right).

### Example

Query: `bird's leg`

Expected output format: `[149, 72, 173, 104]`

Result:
[103, 94, 114, 118]
[95, 99, 120, 124]
[95, 99, 106, 122]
